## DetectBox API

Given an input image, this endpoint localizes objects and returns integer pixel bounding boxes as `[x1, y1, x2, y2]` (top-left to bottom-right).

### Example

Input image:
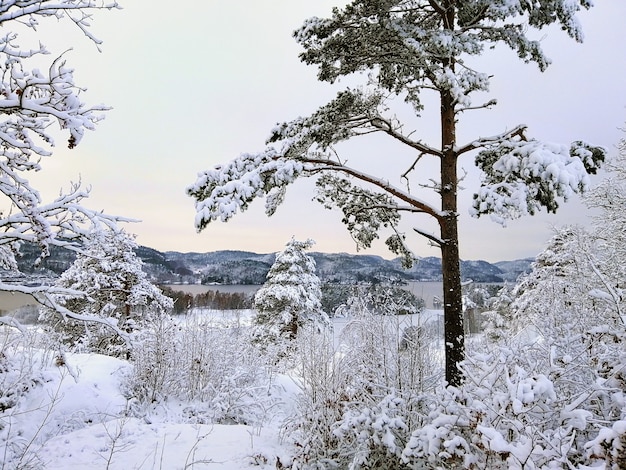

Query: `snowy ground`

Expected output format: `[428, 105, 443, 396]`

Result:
[1, 347, 297, 469]
[0, 309, 293, 470]
[1, 309, 444, 469]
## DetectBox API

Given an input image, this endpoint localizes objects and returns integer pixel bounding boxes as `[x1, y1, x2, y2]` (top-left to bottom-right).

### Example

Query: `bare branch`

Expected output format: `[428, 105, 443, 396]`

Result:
[413, 227, 444, 247]
[401, 152, 425, 192]
[370, 117, 442, 157]
[457, 124, 528, 155]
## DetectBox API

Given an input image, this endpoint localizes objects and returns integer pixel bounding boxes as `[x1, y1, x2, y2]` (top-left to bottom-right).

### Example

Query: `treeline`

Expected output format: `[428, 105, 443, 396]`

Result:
[160, 286, 254, 314]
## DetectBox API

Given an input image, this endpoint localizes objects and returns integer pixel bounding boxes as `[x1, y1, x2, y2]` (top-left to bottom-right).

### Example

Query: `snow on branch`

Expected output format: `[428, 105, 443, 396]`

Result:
[0, 181, 131, 263]
[189, 89, 444, 233]
[0, 53, 109, 151]
[0, 1, 121, 44]
[457, 124, 528, 155]
[268, 88, 384, 152]
[188, 148, 308, 230]
[270, 89, 440, 156]
[0, 280, 129, 340]
[471, 139, 605, 224]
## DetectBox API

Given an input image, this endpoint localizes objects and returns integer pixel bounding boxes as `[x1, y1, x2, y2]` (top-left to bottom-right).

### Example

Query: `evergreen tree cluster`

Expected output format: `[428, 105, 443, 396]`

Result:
[160, 287, 253, 315]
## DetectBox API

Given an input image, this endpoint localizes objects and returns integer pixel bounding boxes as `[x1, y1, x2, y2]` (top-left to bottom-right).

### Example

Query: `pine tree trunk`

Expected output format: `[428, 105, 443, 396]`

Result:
[440, 211, 464, 387]
[440, 82, 465, 387]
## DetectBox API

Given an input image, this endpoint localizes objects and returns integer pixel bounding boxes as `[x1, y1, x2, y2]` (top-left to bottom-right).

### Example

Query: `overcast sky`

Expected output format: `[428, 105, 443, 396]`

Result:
[29, 1, 626, 262]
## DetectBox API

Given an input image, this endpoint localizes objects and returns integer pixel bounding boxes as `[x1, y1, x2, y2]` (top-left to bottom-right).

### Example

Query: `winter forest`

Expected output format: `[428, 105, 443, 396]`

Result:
[0, 1, 625, 469]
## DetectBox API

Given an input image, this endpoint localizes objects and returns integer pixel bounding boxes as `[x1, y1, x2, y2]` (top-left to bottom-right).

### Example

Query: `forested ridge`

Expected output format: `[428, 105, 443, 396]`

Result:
[13, 242, 531, 284]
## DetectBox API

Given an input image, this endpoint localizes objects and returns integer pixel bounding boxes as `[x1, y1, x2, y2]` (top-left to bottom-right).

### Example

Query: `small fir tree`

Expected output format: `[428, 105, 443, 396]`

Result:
[41, 227, 173, 356]
[251, 238, 328, 359]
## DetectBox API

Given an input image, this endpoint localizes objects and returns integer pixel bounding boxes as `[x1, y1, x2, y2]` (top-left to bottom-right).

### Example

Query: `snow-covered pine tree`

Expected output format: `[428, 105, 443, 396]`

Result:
[41, 227, 173, 357]
[251, 238, 328, 361]
[188, 0, 606, 386]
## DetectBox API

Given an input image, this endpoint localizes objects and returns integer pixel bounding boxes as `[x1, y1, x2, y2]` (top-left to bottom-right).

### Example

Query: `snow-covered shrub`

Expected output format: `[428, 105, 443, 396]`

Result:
[480, 284, 515, 343]
[123, 314, 178, 404]
[0, 327, 74, 469]
[338, 288, 440, 393]
[510, 225, 625, 435]
[334, 393, 413, 469]
[323, 312, 438, 469]
[334, 284, 425, 318]
[286, 328, 350, 469]
[288, 296, 439, 469]
[398, 344, 602, 469]
[127, 312, 276, 427]
[585, 419, 626, 469]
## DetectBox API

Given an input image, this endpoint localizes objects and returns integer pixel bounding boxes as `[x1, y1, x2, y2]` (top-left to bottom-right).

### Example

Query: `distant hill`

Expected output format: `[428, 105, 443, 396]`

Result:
[12, 243, 533, 285]
[493, 258, 536, 282]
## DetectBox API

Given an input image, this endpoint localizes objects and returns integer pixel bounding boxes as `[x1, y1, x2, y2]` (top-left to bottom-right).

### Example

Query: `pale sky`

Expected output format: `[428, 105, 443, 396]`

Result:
[28, 1, 626, 262]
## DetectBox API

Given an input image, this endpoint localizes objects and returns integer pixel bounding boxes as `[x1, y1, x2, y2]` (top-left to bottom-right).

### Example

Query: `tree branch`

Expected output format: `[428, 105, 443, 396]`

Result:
[303, 156, 444, 221]
[370, 117, 442, 157]
[456, 99, 498, 115]
[457, 124, 527, 155]
[413, 227, 444, 247]
[427, 0, 445, 16]
[401, 152, 425, 192]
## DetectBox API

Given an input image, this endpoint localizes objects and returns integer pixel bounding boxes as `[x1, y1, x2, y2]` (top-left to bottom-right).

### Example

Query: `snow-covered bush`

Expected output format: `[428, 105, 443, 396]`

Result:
[585, 419, 626, 469]
[0, 327, 83, 469]
[335, 284, 425, 318]
[285, 328, 350, 469]
[480, 284, 515, 343]
[127, 312, 277, 427]
[288, 292, 439, 469]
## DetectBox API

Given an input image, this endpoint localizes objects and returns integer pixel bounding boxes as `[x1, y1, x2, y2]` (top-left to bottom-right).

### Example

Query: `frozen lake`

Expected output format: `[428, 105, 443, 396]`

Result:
[0, 281, 449, 315]
[165, 281, 446, 309]
[0, 290, 38, 312]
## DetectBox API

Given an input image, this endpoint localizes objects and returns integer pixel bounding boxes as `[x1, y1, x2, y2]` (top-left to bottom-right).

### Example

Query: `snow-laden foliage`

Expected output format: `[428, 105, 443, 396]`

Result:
[189, 0, 604, 386]
[334, 283, 425, 318]
[251, 238, 328, 364]
[585, 136, 626, 329]
[40, 227, 173, 357]
[295, 0, 592, 103]
[510, 228, 624, 413]
[480, 284, 515, 343]
[472, 139, 605, 224]
[0, 1, 126, 330]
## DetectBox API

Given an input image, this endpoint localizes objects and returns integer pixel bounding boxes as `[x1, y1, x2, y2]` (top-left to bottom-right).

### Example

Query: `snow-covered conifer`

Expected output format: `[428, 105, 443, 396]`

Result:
[251, 238, 328, 360]
[41, 227, 173, 356]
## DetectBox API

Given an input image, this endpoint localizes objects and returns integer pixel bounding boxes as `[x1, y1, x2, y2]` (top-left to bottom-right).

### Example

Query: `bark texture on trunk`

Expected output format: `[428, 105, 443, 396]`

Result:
[440, 72, 465, 387]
